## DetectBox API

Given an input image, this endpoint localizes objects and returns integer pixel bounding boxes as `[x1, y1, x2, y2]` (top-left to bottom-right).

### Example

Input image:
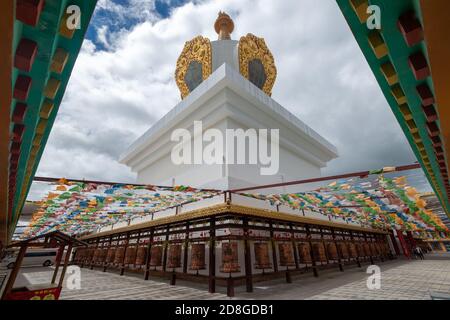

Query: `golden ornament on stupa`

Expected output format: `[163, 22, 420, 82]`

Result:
[214, 11, 234, 40]
[175, 11, 276, 99]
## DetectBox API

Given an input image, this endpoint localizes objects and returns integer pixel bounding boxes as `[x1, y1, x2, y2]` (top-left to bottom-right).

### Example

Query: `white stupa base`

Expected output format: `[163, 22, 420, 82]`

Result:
[120, 64, 338, 193]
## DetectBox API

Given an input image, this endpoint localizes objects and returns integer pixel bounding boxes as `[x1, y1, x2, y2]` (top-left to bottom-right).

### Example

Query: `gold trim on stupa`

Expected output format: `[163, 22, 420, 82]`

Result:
[238, 33, 277, 96]
[175, 36, 212, 99]
[174, 11, 276, 99]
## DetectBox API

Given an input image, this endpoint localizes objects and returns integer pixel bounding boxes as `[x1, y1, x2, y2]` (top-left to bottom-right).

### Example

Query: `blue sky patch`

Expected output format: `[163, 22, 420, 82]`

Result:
[85, 0, 191, 50]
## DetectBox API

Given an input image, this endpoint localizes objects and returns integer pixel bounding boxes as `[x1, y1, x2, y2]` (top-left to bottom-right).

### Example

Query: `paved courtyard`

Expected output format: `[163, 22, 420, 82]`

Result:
[237, 253, 450, 300]
[61, 270, 231, 300]
[308, 256, 450, 300]
[12, 253, 450, 300]
[13, 267, 230, 300]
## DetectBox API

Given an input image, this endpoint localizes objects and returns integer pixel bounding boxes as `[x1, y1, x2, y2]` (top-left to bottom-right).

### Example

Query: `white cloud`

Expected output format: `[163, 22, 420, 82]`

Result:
[96, 25, 110, 48]
[36, 0, 416, 186]
[96, 0, 160, 24]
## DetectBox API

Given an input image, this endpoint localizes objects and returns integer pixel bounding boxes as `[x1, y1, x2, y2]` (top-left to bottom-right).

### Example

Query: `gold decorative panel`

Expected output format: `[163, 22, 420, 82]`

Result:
[238, 33, 277, 96]
[175, 36, 212, 99]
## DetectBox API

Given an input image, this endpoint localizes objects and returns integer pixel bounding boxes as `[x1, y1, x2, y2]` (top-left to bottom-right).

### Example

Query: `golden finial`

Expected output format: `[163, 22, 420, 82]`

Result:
[214, 11, 234, 40]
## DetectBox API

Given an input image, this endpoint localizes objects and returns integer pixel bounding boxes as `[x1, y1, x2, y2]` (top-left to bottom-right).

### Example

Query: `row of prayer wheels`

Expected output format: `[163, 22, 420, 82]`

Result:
[149, 244, 206, 270]
[74, 246, 148, 266]
[73, 244, 207, 270]
[73, 247, 95, 263]
[251, 240, 389, 271]
[74, 243, 225, 271]
[74, 240, 389, 271]
[221, 240, 387, 273]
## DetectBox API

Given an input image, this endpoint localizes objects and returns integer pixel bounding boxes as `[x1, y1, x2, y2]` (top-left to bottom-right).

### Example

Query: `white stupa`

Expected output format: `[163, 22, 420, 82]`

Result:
[120, 12, 338, 191]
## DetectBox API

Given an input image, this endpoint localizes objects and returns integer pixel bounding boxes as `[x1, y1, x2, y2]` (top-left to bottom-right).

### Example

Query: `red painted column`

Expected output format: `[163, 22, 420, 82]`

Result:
[406, 231, 416, 248]
[389, 230, 400, 255]
[396, 231, 410, 258]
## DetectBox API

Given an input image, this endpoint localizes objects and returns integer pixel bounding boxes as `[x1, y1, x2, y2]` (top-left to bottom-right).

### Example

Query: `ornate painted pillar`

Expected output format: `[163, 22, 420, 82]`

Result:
[406, 231, 416, 250]
[396, 230, 410, 258]
[389, 230, 400, 256]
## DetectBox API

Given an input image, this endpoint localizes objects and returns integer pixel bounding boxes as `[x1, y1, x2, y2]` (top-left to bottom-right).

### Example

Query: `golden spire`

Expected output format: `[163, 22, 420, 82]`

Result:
[214, 11, 234, 40]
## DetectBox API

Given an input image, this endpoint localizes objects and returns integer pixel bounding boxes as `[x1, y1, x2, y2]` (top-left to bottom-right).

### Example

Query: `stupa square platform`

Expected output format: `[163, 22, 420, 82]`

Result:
[120, 64, 338, 190]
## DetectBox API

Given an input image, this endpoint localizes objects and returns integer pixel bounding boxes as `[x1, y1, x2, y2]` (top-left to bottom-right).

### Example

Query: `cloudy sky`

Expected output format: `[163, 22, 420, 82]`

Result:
[36, 0, 418, 185]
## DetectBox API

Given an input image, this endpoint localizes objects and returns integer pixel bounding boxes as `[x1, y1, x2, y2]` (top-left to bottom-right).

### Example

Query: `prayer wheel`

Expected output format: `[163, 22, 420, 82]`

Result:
[98, 248, 107, 263]
[338, 242, 349, 259]
[87, 249, 92, 260]
[369, 243, 376, 256]
[85, 249, 91, 260]
[379, 243, 386, 255]
[84, 249, 90, 261]
[114, 247, 125, 264]
[327, 242, 339, 260]
[79, 248, 87, 262]
[81, 249, 87, 261]
[167, 244, 182, 269]
[298, 242, 312, 264]
[106, 248, 116, 263]
[79, 249, 87, 263]
[150, 246, 163, 267]
[93, 248, 100, 263]
[356, 243, 365, 257]
[124, 246, 137, 265]
[254, 242, 272, 269]
[73, 249, 79, 262]
[190, 243, 206, 270]
[98, 248, 106, 262]
[383, 243, 390, 255]
[363, 243, 371, 257]
[278, 243, 295, 267]
[82, 249, 88, 262]
[135, 246, 147, 265]
[86, 248, 94, 262]
[381, 242, 387, 255]
[93, 248, 101, 262]
[374, 243, 381, 255]
[73, 249, 81, 263]
[72, 249, 79, 263]
[348, 243, 358, 258]
[312, 242, 327, 263]
[220, 242, 240, 273]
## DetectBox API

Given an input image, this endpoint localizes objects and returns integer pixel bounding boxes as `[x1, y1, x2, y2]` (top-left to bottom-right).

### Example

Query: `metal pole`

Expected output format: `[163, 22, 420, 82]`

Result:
[305, 225, 318, 277]
[208, 218, 216, 293]
[243, 218, 253, 293]
[144, 229, 154, 280]
[331, 228, 344, 272]
[269, 222, 278, 272]
[229, 164, 421, 192]
[183, 222, 189, 274]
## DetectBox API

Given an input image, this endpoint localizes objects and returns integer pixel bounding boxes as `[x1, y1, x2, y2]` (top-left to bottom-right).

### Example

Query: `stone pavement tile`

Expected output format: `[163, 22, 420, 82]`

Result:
[303, 256, 450, 300]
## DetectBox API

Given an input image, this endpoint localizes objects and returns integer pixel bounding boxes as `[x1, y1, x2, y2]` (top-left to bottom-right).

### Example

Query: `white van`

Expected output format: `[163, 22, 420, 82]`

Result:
[1, 248, 58, 269]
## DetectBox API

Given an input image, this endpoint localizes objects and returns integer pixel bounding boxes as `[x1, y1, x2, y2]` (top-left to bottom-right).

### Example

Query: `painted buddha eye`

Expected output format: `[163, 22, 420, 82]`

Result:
[184, 61, 203, 93]
[248, 58, 266, 90]
[238, 33, 276, 96]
